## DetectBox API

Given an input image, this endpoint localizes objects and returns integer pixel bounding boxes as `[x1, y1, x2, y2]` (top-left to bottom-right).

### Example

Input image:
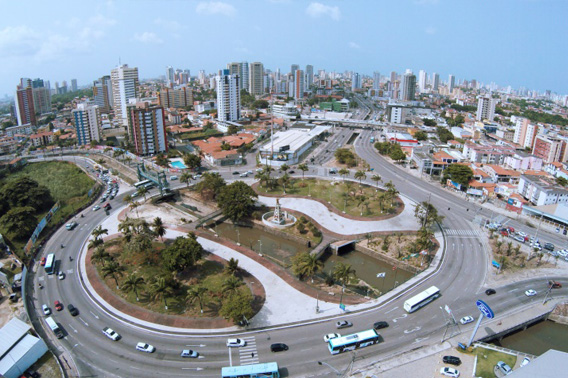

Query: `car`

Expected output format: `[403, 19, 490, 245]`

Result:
[513, 235, 525, 243]
[336, 320, 353, 329]
[92, 205, 101, 211]
[443, 356, 462, 366]
[548, 280, 562, 289]
[170, 176, 178, 180]
[256, 168, 264, 172]
[460, 316, 474, 325]
[517, 231, 528, 237]
[373, 321, 389, 330]
[323, 333, 341, 342]
[485, 288, 496, 295]
[42, 304, 51, 315]
[247, 170, 253, 174]
[232, 171, 240, 175]
[67, 304, 79, 316]
[239, 173, 248, 177]
[544, 243, 555, 251]
[136, 342, 155, 353]
[54, 300, 63, 311]
[100, 197, 106, 203]
[58, 271, 65, 280]
[194, 174, 202, 179]
[226, 338, 246, 347]
[40, 257, 46, 266]
[525, 289, 537, 296]
[270, 343, 288, 352]
[440, 367, 460, 377]
[102, 327, 121, 341]
[65, 221, 78, 230]
[520, 357, 530, 367]
[288, 170, 295, 174]
[496, 361, 512, 375]
[103, 203, 111, 210]
[181, 349, 199, 358]
[329, 168, 337, 174]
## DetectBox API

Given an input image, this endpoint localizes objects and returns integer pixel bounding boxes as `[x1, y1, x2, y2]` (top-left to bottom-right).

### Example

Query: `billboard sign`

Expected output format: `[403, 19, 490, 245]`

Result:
[476, 300, 495, 319]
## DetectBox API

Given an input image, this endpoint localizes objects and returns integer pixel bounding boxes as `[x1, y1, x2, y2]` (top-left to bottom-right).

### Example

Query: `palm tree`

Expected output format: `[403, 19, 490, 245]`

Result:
[298, 163, 308, 180]
[137, 186, 148, 201]
[121, 273, 145, 301]
[301, 253, 323, 283]
[371, 174, 382, 191]
[87, 237, 103, 250]
[102, 260, 126, 289]
[354, 170, 367, 192]
[186, 285, 208, 313]
[279, 173, 291, 193]
[180, 172, 193, 188]
[338, 168, 349, 181]
[385, 181, 398, 207]
[332, 262, 356, 287]
[255, 171, 268, 188]
[91, 246, 111, 266]
[152, 217, 166, 241]
[279, 164, 289, 175]
[356, 194, 367, 216]
[91, 225, 108, 242]
[150, 276, 173, 310]
[225, 257, 240, 276]
[129, 200, 140, 218]
[222, 276, 243, 296]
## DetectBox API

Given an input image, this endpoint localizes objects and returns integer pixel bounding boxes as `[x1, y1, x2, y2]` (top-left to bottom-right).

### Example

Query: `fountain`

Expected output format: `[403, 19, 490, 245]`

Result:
[262, 198, 297, 229]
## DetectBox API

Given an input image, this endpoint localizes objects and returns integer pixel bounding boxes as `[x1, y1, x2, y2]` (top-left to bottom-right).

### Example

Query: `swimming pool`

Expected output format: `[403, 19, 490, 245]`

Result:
[170, 160, 187, 169]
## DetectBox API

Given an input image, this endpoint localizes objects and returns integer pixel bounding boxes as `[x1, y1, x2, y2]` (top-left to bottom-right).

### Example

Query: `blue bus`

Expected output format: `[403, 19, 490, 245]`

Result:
[44, 254, 56, 275]
[328, 329, 380, 355]
[221, 362, 279, 378]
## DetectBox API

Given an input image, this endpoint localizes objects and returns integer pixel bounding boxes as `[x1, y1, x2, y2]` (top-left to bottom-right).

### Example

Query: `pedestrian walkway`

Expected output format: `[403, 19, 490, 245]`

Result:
[444, 229, 481, 237]
[238, 336, 259, 365]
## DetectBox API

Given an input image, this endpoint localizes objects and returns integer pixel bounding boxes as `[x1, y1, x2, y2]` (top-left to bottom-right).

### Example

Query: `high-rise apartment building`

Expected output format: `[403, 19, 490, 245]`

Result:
[294, 70, 305, 100]
[158, 87, 194, 109]
[351, 73, 361, 91]
[513, 117, 540, 149]
[111, 64, 139, 127]
[216, 69, 241, 122]
[15, 85, 36, 126]
[73, 102, 102, 146]
[448, 74, 455, 93]
[71, 79, 78, 92]
[166, 66, 175, 86]
[532, 135, 568, 163]
[418, 70, 427, 93]
[401, 72, 416, 101]
[305, 65, 314, 90]
[93, 76, 113, 114]
[290, 64, 299, 75]
[29, 79, 51, 115]
[476, 95, 497, 121]
[373, 72, 381, 91]
[432, 73, 439, 92]
[127, 100, 168, 156]
[249, 62, 264, 95]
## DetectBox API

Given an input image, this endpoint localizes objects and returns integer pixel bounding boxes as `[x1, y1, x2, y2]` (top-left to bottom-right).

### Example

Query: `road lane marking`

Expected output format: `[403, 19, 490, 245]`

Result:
[404, 326, 421, 334]
[385, 307, 398, 314]
[392, 313, 408, 323]
[68, 324, 77, 333]
[185, 344, 206, 347]
[90, 311, 99, 319]
[78, 317, 89, 327]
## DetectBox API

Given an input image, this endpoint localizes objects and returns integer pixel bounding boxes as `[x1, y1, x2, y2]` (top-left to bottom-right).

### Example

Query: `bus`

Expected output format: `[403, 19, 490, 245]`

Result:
[44, 254, 56, 275]
[403, 285, 440, 313]
[221, 362, 279, 378]
[45, 316, 64, 339]
[328, 329, 380, 355]
[133, 179, 152, 188]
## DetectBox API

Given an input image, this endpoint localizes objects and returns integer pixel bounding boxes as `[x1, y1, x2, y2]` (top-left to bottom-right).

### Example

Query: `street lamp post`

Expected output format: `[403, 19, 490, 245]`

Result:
[236, 228, 240, 246]
[317, 361, 341, 377]
[258, 239, 262, 256]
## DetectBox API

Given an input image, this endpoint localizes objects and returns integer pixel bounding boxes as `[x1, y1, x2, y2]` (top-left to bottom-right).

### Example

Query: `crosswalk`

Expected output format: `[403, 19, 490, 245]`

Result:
[238, 336, 259, 365]
[444, 229, 481, 237]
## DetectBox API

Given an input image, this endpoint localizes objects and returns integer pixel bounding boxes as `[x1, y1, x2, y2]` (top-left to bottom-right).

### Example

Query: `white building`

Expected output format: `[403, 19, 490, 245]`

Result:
[0, 318, 48, 378]
[127, 100, 168, 156]
[249, 62, 264, 95]
[73, 102, 102, 146]
[373, 71, 381, 91]
[518, 174, 568, 206]
[272, 103, 299, 120]
[476, 95, 497, 121]
[216, 69, 241, 122]
[259, 125, 330, 166]
[111, 64, 139, 127]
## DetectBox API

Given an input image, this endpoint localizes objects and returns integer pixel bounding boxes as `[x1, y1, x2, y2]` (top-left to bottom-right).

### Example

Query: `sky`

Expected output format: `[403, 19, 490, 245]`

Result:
[0, 0, 567, 98]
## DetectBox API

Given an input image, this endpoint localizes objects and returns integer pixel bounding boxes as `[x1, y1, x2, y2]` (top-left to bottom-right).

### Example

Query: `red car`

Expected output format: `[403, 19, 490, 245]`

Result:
[54, 300, 63, 311]
[40, 257, 46, 266]
[549, 280, 562, 289]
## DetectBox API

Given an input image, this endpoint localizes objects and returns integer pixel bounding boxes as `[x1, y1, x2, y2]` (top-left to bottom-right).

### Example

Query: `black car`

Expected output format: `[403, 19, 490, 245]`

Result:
[288, 170, 295, 174]
[544, 242, 555, 251]
[373, 321, 389, 330]
[443, 356, 462, 366]
[68, 304, 79, 316]
[232, 171, 240, 175]
[485, 288, 496, 295]
[270, 343, 288, 352]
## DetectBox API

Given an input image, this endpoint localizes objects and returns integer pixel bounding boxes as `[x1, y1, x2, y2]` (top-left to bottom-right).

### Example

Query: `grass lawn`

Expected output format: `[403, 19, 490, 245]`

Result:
[474, 347, 517, 378]
[256, 178, 401, 218]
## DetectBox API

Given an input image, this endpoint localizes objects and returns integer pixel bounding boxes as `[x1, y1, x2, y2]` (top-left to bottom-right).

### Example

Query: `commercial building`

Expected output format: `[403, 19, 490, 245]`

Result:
[259, 125, 330, 166]
[249, 62, 264, 95]
[448, 74, 455, 94]
[513, 117, 540, 149]
[401, 72, 416, 101]
[293, 69, 305, 100]
[73, 102, 102, 146]
[158, 87, 194, 109]
[272, 103, 299, 119]
[352, 72, 361, 91]
[111, 64, 139, 127]
[463, 142, 515, 164]
[127, 100, 168, 156]
[373, 71, 381, 91]
[92, 76, 113, 114]
[476, 95, 497, 121]
[305, 65, 314, 90]
[431, 72, 439, 92]
[418, 70, 427, 93]
[216, 69, 241, 122]
[0, 317, 48, 378]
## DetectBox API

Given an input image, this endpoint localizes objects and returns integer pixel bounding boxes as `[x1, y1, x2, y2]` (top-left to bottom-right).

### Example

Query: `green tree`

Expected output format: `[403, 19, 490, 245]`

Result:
[91, 246, 111, 266]
[354, 170, 366, 190]
[436, 127, 454, 143]
[183, 153, 202, 171]
[0, 177, 53, 211]
[137, 185, 149, 201]
[195, 172, 226, 200]
[152, 217, 166, 241]
[150, 276, 173, 310]
[102, 260, 126, 289]
[186, 285, 208, 313]
[441, 164, 474, 188]
[291, 252, 323, 282]
[155, 153, 170, 167]
[556, 177, 568, 187]
[338, 168, 349, 181]
[279, 164, 289, 174]
[227, 125, 239, 135]
[222, 275, 243, 296]
[219, 290, 254, 324]
[279, 173, 291, 193]
[371, 174, 382, 190]
[225, 257, 240, 276]
[216, 181, 258, 223]
[0, 207, 37, 240]
[162, 234, 203, 273]
[414, 201, 444, 228]
[91, 225, 109, 242]
[298, 163, 308, 180]
[180, 172, 193, 188]
[121, 273, 145, 301]
[332, 262, 356, 287]
[87, 237, 104, 251]
[414, 131, 428, 141]
[389, 148, 406, 163]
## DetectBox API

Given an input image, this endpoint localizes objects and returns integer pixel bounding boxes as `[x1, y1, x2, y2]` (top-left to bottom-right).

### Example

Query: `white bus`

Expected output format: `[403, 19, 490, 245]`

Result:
[45, 316, 64, 339]
[328, 329, 380, 355]
[403, 286, 440, 313]
[133, 179, 152, 188]
[44, 253, 56, 275]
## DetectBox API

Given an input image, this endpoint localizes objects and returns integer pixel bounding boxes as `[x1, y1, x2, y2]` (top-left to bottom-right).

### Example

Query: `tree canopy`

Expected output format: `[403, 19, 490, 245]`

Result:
[334, 148, 357, 167]
[216, 181, 258, 223]
[0, 176, 53, 212]
[0, 206, 37, 240]
[183, 153, 202, 171]
[219, 290, 254, 324]
[436, 127, 455, 143]
[195, 172, 226, 200]
[162, 233, 203, 273]
[442, 164, 474, 188]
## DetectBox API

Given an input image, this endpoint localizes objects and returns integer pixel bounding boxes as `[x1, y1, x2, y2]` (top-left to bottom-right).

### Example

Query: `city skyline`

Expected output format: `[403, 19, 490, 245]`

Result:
[0, 0, 567, 97]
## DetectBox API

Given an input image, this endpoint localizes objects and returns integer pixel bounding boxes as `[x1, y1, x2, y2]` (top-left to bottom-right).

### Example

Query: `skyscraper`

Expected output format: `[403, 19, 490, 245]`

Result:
[373, 72, 381, 91]
[294, 69, 305, 100]
[476, 95, 497, 121]
[73, 102, 102, 146]
[448, 74, 455, 93]
[249, 62, 264, 95]
[418, 70, 427, 93]
[110, 64, 139, 127]
[432, 73, 439, 92]
[93, 76, 113, 114]
[216, 69, 241, 122]
[71, 79, 78, 92]
[305, 65, 314, 90]
[30, 79, 51, 115]
[351, 73, 361, 91]
[15, 80, 36, 126]
[401, 72, 416, 101]
[290, 64, 299, 75]
[127, 101, 168, 156]
[166, 66, 174, 86]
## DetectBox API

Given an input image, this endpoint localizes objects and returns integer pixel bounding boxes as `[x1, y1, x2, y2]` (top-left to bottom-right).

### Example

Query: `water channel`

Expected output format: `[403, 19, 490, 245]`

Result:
[495, 320, 568, 355]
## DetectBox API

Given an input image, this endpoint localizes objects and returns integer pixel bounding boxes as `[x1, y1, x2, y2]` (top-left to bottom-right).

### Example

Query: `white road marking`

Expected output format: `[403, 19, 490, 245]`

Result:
[385, 307, 398, 314]
[79, 317, 89, 327]
[68, 324, 77, 333]
[404, 326, 421, 334]
[392, 314, 408, 323]
[90, 311, 99, 319]
[185, 344, 206, 347]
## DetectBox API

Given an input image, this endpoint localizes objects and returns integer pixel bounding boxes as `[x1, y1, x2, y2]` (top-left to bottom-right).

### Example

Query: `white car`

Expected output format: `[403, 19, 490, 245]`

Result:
[92, 205, 101, 211]
[58, 271, 65, 280]
[170, 176, 178, 180]
[323, 333, 341, 343]
[440, 367, 460, 377]
[520, 357, 530, 367]
[226, 338, 246, 347]
[517, 231, 528, 237]
[525, 289, 537, 297]
[181, 349, 199, 358]
[102, 327, 120, 341]
[42, 304, 51, 316]
[136, 342, 155, 353]
[460, 316, 474, 325]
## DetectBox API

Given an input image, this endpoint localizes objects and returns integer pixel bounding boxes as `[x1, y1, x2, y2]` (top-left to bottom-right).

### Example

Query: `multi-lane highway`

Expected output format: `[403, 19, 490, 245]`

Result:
[26, 144, 568, 377]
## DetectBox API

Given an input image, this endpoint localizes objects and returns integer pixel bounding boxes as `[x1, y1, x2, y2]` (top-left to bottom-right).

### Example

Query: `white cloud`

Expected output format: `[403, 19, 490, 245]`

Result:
[134, 32, 163, 44]
[0, 26, 41, 57]
[306, 2, 341, 20]
[154, 18, 186, 32]
[349, 41, 361, 49]
[196, 1, 236, 17]
[425, 26, 436, 34]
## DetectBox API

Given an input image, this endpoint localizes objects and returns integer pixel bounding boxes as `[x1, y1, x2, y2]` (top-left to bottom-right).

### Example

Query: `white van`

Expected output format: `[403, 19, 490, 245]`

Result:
[239, 172, 248, 177]
[170, 176, 178, 180]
